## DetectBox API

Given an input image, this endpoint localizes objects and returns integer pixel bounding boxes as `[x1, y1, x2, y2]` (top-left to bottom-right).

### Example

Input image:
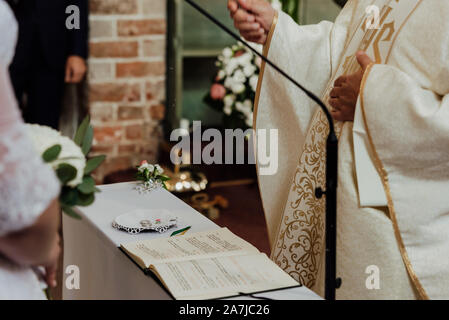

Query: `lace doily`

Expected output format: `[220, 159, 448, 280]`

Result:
[112, 221, 176, 234]
[112, 209, 178, 235]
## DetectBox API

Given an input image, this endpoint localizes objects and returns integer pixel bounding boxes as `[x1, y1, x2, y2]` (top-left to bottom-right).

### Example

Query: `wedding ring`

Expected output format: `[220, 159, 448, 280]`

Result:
[140, 220, 152, 227]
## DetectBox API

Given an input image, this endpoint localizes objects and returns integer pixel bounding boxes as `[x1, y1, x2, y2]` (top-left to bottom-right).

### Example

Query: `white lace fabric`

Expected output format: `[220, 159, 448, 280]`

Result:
[0, 0, 18, 66]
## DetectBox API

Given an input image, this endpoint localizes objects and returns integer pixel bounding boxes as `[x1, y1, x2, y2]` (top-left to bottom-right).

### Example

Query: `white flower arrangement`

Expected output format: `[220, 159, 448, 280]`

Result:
[135, 160, 170, 193]
[27, 124, 86, 188]
[26, 117, 106, 219]
[205, 41, 263, 129]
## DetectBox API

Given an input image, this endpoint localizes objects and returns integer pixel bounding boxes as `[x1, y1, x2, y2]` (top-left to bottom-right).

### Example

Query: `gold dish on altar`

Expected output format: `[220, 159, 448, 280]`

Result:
[163, 168, 208, 193]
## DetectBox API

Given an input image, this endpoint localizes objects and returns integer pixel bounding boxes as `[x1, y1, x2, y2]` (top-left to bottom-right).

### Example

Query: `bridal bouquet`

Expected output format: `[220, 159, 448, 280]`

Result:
[205, 42, 262, 129]
[26, 117, 105, 219]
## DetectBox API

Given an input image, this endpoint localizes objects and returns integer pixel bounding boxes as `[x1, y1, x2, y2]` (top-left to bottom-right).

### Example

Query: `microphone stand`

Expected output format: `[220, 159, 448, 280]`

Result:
[183, 0, 341, 300]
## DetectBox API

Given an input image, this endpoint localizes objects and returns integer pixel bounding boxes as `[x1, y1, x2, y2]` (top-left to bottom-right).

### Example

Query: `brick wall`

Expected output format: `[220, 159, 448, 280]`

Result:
[88, 0, 167, 181]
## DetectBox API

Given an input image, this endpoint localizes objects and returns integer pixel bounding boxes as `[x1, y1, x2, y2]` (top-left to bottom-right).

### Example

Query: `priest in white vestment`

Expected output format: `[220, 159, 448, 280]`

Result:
[229, 0, 449, 299]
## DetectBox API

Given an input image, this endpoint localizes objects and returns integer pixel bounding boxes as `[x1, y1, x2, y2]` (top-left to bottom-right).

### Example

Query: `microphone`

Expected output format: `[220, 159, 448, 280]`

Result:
[183, 0, 340, 300]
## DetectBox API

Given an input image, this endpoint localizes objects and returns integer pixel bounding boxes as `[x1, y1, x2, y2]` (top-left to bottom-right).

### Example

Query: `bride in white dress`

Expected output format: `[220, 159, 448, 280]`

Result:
[0, 0, 61, 299]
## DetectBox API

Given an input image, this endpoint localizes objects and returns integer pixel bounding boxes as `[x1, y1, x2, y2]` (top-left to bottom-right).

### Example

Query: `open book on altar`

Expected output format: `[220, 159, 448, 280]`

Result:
[120, 227, 299, 300]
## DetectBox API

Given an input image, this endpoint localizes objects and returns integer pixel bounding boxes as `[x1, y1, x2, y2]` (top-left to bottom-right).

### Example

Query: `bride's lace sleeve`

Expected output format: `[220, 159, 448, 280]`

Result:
[0, 1, 18, 66]
[0, 66, 60, 237]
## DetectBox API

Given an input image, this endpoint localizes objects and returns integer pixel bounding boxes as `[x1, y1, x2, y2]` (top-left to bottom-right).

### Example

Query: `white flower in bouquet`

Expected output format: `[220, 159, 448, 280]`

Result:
[242, 99, 253, 113]
[139, 162, 164, 177]
[225, 59, 239, 76]
[206, 42, 262, 129]
[236, 100, 253, 116]
[138, 162, 154, 174]
[155, 164, 164, 175]
[224, 76, 234, 90]
[223, 104, 232, 116]
[232, 69, 246, 83]
[222, 47, 233, 59]
[243, 64, 257, 77]
[231, 82, 245, 95]
[224, 94, 236, 107]
[236, 52, 253, 66]
[249, 75, 259, 92]
[26, 124, 85, 187]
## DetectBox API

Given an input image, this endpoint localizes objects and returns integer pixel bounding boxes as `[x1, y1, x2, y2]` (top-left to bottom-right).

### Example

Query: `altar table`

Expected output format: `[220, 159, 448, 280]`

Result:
[62, 182, 321, 300]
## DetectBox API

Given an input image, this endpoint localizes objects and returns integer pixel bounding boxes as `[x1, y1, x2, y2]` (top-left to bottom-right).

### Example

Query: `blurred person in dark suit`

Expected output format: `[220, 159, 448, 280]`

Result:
[7, 0, 88, 129]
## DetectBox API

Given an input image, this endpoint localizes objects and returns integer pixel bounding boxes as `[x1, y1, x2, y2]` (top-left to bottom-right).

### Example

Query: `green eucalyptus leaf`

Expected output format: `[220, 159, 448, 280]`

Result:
[77, 176, 96, 194]
[158, 175, 170, 182]
[84, 155, 106, 174]
[60, 187, 78, 207]
[74, 116, 90, 146]
[81, 125, 94, 155]
[76, 192, 95, 207]
[42, 144, 62, 163]
[61, 205, 82, 220]
[56, 164, 77, 185]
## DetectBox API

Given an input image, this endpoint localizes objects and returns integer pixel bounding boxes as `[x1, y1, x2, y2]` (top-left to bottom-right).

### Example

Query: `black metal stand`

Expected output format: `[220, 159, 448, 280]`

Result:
[183, 0, 341, 300]
[316, 132, 340, 300]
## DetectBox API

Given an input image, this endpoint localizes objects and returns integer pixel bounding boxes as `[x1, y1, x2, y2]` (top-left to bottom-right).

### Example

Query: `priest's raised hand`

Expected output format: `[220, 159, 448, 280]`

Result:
[227, 0, 275, 44]
[329, 51, 373, 122]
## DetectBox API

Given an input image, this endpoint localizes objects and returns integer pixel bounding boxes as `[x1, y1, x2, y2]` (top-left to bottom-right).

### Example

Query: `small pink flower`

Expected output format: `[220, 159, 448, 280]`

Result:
[140, 160, 148, 166]
[210, 84, 226, 100]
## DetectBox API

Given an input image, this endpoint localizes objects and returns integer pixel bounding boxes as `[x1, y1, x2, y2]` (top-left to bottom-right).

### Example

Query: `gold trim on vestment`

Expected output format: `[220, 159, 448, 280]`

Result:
[359, 62, 429, 300]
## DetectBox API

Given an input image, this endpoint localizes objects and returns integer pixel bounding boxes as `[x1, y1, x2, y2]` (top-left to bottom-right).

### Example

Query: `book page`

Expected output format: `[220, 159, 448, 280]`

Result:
[121, 228, 260, 268]
[152, 253, 299, 300]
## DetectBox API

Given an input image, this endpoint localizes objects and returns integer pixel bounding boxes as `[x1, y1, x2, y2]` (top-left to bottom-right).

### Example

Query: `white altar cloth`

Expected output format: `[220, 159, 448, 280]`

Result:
[62, 182, 320, 300]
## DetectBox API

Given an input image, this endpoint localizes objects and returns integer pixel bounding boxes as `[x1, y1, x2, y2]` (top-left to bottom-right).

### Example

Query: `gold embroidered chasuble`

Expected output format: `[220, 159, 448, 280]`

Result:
[254, 0, 449, 299]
